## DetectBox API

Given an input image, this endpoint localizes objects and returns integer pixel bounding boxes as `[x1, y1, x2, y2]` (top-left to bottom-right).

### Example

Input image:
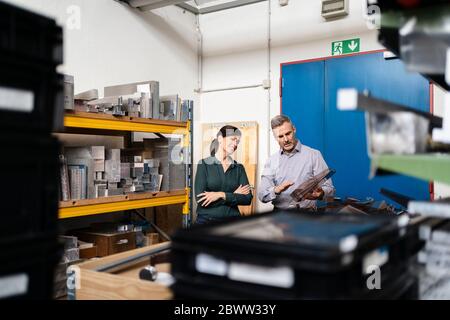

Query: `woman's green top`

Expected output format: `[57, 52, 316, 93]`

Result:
[195, 156, 253, 219]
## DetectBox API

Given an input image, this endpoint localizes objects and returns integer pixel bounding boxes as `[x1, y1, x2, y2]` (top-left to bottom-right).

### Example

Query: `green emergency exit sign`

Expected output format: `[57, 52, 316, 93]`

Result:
[332, 38, 360, 56]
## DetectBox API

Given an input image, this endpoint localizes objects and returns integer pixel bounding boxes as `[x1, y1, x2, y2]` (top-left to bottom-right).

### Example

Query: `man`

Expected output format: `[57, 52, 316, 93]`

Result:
[258, 115, 335, 210]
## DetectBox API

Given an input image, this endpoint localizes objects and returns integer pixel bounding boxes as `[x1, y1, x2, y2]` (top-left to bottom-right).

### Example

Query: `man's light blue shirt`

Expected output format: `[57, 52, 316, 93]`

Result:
[258, 141, 335, 209]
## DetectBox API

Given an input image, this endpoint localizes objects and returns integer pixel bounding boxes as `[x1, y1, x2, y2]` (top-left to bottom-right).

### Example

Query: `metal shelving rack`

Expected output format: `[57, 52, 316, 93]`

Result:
[338, 90, 450, 187]
[58, 111, 193, 226]
[360, 1, 450, 224]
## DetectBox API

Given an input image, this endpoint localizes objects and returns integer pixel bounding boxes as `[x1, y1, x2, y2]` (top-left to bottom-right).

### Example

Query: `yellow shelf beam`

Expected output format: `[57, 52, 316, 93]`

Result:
[59, 194, 187, 219]
[64, 113, 188, 135]
[182, 187, 190, 215]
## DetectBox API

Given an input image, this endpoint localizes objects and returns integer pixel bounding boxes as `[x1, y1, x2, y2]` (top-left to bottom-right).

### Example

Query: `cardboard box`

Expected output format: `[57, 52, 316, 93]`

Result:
[75, 230, 136, 257]
[79, 246, 98, 259]
[145, 233, 159, 245]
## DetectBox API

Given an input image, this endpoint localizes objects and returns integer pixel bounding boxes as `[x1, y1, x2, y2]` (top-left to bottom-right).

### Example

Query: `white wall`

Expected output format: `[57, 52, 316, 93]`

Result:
[3, 0, 199, 100]
[200, 0, 377, 57]
[199, 0, 384, 211]
[4, 0, 200, 226]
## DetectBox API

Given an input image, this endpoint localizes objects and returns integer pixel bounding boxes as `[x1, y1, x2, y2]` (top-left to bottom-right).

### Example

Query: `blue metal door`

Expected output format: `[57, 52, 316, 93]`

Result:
[281, 61, 325, 151]
[281, 52, 430, 204]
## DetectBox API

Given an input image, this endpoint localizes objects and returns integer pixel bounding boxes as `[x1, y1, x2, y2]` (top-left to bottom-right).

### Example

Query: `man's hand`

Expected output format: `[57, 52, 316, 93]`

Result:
[234, 184, 251, 195]
[304, 187, 324, 200]
[197, 192, 226, 207]
[274, 181, 294, 195]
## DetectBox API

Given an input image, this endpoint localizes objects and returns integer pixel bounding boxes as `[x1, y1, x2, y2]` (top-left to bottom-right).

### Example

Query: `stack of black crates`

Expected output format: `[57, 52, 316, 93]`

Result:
[0, 1, 64, 299]
[171, 211, 424, 299]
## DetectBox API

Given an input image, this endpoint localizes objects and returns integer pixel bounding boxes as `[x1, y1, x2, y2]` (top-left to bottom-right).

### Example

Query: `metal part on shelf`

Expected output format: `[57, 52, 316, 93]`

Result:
[368, 1, 450, 90]
[337, 89, 443, 128]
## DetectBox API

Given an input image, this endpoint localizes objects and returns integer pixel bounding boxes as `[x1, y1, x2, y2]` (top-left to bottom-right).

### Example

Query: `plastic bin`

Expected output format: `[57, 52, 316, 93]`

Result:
[0, 134, 61, 245]
[0, 1, 63, 65]
[0, 56, 64, 132]
[0, 1, 64, 133]
[171, 211, 422, 299]
[0, 237, 62, 299]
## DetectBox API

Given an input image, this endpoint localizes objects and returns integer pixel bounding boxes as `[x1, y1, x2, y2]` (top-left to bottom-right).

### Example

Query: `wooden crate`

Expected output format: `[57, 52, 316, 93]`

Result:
[75, 230, 136, 257]
[75, 243, 172, 300]
[79, 246, 98, 259]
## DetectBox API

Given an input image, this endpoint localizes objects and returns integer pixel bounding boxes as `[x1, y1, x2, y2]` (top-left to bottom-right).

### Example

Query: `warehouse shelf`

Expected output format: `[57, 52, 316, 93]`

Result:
[63, 111, 189, 135]
[57, 110, 193, 225]
[371, 153, 450, 185]
[59, 189, 188, 219]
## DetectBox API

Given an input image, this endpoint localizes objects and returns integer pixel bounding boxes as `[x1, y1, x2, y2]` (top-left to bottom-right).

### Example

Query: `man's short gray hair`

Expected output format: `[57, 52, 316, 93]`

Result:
[271, 115, 293, 129]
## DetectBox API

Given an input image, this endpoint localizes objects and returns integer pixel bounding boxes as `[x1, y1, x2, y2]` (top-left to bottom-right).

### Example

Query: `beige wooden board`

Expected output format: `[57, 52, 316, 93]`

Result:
[76, 243, 172, 300]
[78, 243, 168, 271]
[77, 269, 172, 300]
[201, 122, 258, 215]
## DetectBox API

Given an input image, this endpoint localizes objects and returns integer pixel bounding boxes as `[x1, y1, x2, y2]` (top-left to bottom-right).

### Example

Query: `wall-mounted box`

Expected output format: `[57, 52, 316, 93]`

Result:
[321, 0, 349, 20]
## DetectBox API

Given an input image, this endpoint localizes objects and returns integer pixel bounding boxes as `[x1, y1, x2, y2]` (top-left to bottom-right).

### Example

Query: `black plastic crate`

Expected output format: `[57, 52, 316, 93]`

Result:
[0, 134, 61, 245]
[0, 54, 64, 133]
[172, 258, 415, 300]
[172, 270, 418, 300]
[171, 211, 420, 299]
[0, 237, 62, 299]
[0, 1, 63, 66]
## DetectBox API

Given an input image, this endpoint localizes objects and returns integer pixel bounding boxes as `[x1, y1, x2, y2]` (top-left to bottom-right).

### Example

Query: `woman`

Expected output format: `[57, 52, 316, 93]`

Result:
[195, 125, 253, 224]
